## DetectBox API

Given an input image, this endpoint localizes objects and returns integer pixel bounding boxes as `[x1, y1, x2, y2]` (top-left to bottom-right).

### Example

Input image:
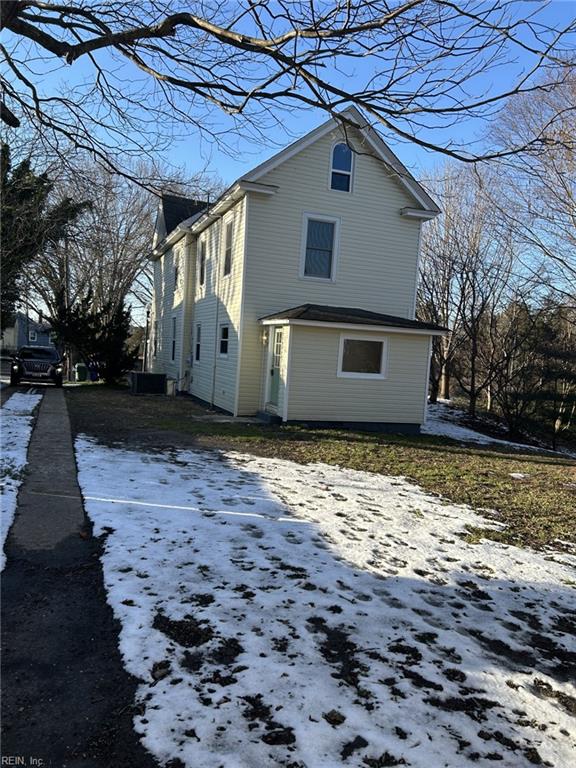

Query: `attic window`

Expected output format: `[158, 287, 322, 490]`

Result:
[330, 143, 353, 192]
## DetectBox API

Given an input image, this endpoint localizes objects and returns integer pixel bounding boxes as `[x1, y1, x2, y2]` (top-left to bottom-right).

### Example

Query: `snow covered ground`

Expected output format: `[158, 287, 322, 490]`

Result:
[1, 392, 43, 569]
[75, 436, 576, 768]
[424, 403, 540, 451]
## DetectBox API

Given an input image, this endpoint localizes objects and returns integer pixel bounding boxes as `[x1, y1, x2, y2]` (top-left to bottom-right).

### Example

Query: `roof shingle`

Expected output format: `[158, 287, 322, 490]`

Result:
[258, 304, 448, 332]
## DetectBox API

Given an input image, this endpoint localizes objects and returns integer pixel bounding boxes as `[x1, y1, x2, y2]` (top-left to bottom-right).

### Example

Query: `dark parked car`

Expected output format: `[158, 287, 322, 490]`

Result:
[11, 346, 64, 387]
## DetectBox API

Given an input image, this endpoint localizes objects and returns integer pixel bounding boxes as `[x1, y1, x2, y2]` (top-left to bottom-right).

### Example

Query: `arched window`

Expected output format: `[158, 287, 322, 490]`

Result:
[330, 143, 353, 192]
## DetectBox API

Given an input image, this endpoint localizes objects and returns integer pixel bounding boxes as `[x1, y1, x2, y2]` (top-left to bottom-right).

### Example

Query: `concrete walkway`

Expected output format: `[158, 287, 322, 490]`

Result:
[1, 388, 157, 767]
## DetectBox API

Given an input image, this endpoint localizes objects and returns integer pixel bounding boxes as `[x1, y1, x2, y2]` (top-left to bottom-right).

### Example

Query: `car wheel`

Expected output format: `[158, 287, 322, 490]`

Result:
[54, 375, 63, 388]
[9, 374, 20, 386]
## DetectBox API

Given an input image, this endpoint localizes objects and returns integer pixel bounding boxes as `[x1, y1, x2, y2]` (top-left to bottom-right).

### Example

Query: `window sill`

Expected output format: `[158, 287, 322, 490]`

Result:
[298, 275, 336, 283]
[336, 372, 387, 380]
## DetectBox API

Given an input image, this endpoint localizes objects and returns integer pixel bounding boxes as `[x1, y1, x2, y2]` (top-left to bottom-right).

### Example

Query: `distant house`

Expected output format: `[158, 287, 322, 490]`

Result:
[149, 107, 446, 433]
[0, 312, 55, 355]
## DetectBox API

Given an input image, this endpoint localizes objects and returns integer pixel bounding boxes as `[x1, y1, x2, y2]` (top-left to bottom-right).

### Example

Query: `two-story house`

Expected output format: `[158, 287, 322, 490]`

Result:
[149, 107, 445, 432]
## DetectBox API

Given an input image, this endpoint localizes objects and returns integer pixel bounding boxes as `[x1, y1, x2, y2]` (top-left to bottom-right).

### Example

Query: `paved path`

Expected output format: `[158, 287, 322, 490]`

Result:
[1, 388, 157, 767]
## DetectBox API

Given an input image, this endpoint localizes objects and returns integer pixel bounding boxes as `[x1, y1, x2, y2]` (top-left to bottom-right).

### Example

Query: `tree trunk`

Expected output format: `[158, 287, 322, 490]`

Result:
[439, 365, 450, 401]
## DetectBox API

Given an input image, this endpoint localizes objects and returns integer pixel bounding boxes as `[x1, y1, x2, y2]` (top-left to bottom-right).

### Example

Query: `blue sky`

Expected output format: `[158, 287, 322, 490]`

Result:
[9, 1, 575, 186]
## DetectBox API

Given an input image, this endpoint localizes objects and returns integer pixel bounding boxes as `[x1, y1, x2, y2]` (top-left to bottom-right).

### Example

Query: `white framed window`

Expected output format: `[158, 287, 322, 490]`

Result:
[330, 142, 353, 192]
[198, 240, 206, 287]
[28, 329, 37, 342]
[223, 221, 233, 276]
[171, 317, 177, 361]
[300, 213, 339, 281]
[337, 334, 388, 379]
[195, 323, 201, 361]
[174, 252, 180, 290]
[219, 324, 229, 357]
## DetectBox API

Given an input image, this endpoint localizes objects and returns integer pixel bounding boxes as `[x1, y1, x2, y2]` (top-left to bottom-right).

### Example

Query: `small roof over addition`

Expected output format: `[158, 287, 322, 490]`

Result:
[259, 304, 448, 334]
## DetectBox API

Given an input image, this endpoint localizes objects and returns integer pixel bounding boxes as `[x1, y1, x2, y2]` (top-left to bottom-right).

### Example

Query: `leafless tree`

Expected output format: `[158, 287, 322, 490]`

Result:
[1, 1, 575, 176]
[489, 62, 576, 297]
[420, 165, 521, 415]
[418, 168, 467, 401]
[27, 157, 222, 323]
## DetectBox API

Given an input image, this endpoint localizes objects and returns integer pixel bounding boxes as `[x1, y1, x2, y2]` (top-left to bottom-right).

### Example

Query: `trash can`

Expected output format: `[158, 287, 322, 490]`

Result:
[75, 363, 88, 382]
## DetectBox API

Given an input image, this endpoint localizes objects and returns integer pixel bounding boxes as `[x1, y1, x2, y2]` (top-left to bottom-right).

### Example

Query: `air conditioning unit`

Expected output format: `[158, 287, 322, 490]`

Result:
[130, 372, 166, 395]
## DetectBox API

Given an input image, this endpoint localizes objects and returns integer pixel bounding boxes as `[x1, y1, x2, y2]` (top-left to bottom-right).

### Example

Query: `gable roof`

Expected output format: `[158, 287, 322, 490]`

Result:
[244, 106, 440, 215]
[160, 193, 208, 237]
[153, 107, 440, 253]
[259, 304, 447, 334]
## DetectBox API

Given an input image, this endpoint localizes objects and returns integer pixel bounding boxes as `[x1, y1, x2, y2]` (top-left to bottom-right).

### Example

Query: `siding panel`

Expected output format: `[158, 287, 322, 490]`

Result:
[237, 126, 424, 415]
[288, 327, 429, 424]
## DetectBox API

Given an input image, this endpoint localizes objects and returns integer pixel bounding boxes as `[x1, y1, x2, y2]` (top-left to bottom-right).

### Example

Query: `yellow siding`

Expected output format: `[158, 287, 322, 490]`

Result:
[189, 198, 246, 413]
[150, 240, 187, 383]
[237, 126, 423, 415]
[287, 326, 429, 424]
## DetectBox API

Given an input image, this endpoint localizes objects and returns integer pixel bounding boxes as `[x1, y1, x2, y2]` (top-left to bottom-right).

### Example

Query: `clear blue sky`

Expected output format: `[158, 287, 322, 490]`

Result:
[8, 1, 575, 185]
[152, 1, 576, 184]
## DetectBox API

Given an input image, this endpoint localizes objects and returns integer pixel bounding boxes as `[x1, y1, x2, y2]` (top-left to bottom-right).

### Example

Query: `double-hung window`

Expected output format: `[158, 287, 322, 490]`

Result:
[337, 335, 387, 379]
[301, 214, 339, 280]
[198, 240, 206, 287]
[171, 317, 177, 361]
[174, 253, 180, 290]
[330, 143, 353, 192]
[223, 222, 233, 276]
[219, 325, 229, 357]
[195, 324, 201, 362]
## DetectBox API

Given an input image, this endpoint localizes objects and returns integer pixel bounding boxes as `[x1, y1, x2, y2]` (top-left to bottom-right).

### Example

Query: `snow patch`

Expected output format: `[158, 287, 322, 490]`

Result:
[75, 436, 576, 768]
[1, 392, 42, 568]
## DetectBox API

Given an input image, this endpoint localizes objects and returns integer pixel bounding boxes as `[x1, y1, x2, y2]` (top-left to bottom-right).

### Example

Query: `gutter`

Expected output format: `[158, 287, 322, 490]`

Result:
[150, 181, 278, 259]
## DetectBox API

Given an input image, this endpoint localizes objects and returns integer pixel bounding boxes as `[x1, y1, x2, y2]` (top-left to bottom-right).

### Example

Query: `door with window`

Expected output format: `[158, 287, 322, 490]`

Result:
[269, 328, 283, 407]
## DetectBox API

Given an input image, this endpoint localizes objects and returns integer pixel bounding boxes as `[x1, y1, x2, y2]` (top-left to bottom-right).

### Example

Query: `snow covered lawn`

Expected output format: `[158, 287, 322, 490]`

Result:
[1, 392, 42, 569]
[75, 436, 576, 768]
[423, 403, 536, 451]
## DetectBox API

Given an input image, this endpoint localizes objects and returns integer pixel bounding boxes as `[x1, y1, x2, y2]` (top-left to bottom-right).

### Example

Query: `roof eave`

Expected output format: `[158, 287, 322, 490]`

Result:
[401, 207, 440, 220]
[259, 318, 448, 336]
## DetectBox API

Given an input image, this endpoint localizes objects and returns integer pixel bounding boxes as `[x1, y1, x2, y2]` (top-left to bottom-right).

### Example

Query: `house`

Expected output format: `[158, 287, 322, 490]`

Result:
[149, 107, 446, 432]
[0, 311, 55, 355]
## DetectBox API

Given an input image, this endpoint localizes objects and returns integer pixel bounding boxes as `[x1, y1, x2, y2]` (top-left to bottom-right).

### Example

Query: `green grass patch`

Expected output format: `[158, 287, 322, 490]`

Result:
[65, 386, 576, 550]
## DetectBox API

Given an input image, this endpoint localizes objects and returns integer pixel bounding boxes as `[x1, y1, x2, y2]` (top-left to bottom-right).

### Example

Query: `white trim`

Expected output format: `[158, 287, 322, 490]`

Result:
[423, 335, 433, 424]
[263, 326, 284, 411]
[260, 318, 446, 336]
[222, 214, 234, 278]
[218, 323, 230, 358]
[329, 140, 354, 194]
[190, 181, 277, 236]
[238, 181, 278, 195]
[197, 237, 207, 294]
[299, 212, 341, 282]
[337, 333, 388, 379]
[194, 322, 202, 362]
[401, 207, 439, 220]
[234, 196, 249, 417]
[245, 117, 339, 182]
[245, 105, 440, 214]
[170, 315, 177, 362]
[412, 223, 423, 319]
[263, 328, 273, 409]
[283, 326, 293, 423]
